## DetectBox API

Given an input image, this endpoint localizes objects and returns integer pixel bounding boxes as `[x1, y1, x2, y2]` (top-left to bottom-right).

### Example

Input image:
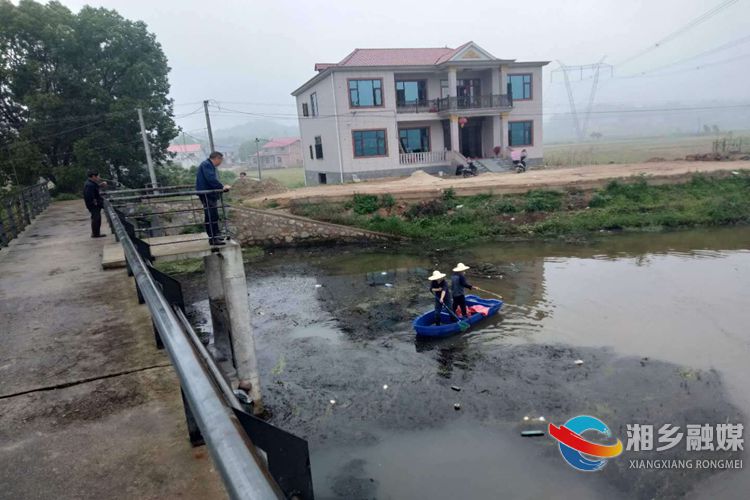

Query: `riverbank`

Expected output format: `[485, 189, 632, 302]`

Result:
[290, 172, 750, 242]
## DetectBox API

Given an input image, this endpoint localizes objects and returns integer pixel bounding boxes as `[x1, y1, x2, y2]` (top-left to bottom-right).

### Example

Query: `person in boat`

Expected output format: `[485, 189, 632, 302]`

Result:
[428, 270, 451, 325]
[451, 263, 474, 318]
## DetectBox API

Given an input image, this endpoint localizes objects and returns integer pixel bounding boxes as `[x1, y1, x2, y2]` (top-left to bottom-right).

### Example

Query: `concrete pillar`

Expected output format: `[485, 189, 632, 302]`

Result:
[492, 115, 502, 153]
[499, 65, 508, 94]
[219, 242, 263, 414]
[204, 254, 231, 361]
[447, 67, 457, 98]
[491, 66, 501, 95]
[450, 115, 460, 153]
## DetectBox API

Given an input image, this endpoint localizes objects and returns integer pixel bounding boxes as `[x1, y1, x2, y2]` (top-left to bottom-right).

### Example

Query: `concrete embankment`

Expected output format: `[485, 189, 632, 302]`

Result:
[0, 200, 224, 499]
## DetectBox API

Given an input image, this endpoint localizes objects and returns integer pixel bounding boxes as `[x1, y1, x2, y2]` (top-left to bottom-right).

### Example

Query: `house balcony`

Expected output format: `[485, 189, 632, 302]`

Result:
[399, 150, 447, 166]
[396, 94, 512, 117]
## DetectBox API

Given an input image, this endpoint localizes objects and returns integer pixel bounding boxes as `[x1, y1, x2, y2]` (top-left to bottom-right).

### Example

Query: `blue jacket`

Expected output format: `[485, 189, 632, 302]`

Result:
[451, 274, 473, 297]
[195, 158, 223, 193]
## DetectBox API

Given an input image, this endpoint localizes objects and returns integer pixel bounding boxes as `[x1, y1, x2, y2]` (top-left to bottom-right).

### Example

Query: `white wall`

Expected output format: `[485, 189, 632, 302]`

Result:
[505, 65, 544, 159]
[296, 74, 342, 181]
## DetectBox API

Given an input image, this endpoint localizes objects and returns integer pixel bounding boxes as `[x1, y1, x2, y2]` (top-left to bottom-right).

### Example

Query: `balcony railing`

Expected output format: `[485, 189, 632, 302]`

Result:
[399, 150, 447, 165]
[396, 99, 438, 114]
[436, 94, 513, 112]
[396, 95, 513, 113]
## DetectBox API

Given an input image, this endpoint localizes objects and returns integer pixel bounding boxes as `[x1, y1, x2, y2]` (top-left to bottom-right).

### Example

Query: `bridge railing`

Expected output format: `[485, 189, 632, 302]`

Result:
[104, 199, 314, 499]
[105, 186, 232, 244]
[0, 183, 51, 248]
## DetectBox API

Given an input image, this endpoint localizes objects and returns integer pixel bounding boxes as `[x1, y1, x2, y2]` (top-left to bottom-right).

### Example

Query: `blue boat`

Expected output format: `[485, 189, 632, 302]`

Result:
[413, 295, 504, 338]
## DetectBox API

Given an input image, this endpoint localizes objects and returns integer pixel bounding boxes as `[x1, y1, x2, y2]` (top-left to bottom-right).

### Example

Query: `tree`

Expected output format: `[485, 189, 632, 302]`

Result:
[0, 0, 177, 190]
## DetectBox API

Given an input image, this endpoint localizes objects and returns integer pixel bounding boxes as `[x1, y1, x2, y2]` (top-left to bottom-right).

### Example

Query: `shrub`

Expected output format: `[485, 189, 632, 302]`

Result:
[380, 194, 396, 209]
[351, 194, 379, 214]
[524, 190, 563, 212]
[588, 192, 612, 208]
[492, 197, 518, 213]
[405, 199, 448, 219]
[442, 188, 456, 205]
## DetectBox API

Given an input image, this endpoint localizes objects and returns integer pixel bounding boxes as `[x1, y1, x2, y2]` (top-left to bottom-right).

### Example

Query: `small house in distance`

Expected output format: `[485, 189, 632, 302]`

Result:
[168, 143, 203, 167]
[292, 41, 548, 185]
[249, 137, 303, 169]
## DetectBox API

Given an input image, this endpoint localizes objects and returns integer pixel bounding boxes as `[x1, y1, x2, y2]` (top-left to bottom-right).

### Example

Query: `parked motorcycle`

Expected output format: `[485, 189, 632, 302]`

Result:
[455, 159, 479, 177]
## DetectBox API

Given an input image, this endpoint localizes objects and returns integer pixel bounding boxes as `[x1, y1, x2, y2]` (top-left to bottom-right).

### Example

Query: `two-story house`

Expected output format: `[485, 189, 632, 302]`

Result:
[249, 137, 303, 169]
[292, 41, 548, 185]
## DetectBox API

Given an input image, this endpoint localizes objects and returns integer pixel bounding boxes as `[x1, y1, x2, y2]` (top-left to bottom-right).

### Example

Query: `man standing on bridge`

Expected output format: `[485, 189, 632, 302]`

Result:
[196, 151, 231, 246]
[83, 171, 106, 238]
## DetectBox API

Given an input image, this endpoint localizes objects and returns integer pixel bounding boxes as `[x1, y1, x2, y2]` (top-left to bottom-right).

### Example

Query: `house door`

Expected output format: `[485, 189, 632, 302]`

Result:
[460, 120, 482, 158]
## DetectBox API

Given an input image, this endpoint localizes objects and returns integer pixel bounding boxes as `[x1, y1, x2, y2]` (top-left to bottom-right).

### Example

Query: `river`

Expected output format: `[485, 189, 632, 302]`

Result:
[184, 226, 750, 499]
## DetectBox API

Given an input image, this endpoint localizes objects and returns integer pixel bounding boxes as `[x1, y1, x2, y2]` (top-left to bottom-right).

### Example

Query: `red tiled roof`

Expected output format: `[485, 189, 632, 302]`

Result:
[262, 137, 300, 149]
[332, 46, 458, 67]
[168, 144, 202, 154]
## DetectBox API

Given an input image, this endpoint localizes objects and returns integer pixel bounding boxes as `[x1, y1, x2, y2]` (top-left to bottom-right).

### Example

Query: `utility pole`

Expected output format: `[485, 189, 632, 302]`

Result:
[137, 108, 158, 188]
[203, 100, 215, 152]
[255, 138, 262, 180]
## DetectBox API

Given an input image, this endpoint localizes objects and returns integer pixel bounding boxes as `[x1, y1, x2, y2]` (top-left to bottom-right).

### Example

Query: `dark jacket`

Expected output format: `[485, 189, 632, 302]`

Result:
[430, 279, 449, 299]
[83, 179, 103, 211]
[195, 158, 223, 194]
[451, 274, 473, 297]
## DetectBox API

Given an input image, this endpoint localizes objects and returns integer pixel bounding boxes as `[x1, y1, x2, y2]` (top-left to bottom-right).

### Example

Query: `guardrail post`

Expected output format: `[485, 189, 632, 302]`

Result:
[218, 243, 264, 414]
[205, 254, 232, 361]
[181, 388, 205, 447]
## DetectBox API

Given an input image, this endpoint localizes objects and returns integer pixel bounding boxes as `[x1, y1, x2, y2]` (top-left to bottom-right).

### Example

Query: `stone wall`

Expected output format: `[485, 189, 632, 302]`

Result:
[229, 207, 394, 247]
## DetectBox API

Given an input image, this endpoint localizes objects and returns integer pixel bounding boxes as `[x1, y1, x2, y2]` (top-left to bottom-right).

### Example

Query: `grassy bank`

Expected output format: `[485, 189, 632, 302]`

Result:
[291, 172, 750, 242]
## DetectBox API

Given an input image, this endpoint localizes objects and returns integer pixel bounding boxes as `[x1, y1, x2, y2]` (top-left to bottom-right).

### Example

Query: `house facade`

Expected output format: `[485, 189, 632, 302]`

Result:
[167, 143, 204, 168]
[292, 42, 548, 185]
[249, 137, 303, 169]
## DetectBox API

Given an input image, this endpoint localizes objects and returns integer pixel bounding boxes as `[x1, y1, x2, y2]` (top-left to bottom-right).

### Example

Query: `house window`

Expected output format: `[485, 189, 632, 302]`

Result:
[352, 130, 387, 157]
[318, 173, 327, 184]
[309, 145, 313, 159]
[440, 79, 449, 98]
[310, 92, 318, 117]
[396, 80, 427, 106]
[314, 136, 323, 159]
[349, 79, 383, 107]
[399, 128, 430, 153]
[509, 121, 533, 146]
[508, 74, 532, 100]
[302, 102, 309, 117]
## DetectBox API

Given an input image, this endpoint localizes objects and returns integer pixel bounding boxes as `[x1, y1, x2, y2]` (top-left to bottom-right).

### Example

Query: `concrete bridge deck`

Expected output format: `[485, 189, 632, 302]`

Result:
[0, 200, 225, 499]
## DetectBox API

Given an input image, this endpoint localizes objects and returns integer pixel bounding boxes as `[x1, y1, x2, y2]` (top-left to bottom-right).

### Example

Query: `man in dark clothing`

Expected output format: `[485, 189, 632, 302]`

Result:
[428, 270, 452, 326]
[83, 171, 106, 238]
[195, 151, 231, 246]
[451, 263, 474, 318]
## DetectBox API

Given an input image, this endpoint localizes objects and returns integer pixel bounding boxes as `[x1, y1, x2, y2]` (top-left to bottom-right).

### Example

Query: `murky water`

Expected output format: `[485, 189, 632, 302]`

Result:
[185, 226, 750, 499]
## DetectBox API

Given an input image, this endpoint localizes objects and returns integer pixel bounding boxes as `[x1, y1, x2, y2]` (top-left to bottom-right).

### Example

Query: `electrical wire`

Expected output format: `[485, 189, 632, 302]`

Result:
[615, 0, 740, 68]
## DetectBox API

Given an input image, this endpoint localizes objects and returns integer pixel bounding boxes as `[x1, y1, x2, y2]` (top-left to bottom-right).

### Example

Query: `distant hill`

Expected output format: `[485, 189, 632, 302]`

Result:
[213, 119, 299, 148]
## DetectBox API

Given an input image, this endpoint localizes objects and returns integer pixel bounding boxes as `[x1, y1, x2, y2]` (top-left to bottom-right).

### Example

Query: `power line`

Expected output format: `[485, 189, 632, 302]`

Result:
[615, 0, 740, 68]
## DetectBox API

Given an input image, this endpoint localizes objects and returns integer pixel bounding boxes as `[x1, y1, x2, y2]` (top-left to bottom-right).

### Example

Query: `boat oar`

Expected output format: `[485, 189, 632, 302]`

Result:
[443, 303, 470, 332]
[473, 286, 503, 300]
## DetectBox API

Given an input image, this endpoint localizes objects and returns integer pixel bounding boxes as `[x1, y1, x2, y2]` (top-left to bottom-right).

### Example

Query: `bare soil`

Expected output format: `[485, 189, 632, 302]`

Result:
[245, 160, 750, 207]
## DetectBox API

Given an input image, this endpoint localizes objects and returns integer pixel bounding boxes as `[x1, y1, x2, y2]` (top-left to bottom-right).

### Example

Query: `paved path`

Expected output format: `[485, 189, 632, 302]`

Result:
[0, 201, 225, 499]
[247, 160, 750, 206]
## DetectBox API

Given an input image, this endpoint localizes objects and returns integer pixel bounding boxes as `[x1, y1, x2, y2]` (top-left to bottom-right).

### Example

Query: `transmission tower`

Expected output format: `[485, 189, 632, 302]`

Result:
[552, 59, 613, 141]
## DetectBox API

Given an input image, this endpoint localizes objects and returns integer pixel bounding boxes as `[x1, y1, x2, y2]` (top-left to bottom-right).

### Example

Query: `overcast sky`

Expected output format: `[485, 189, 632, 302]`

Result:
[55, 0, 750, 134]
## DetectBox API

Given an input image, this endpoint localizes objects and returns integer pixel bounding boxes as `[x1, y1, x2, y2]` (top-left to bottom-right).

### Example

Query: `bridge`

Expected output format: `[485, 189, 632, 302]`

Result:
[0, 185, 319, 499]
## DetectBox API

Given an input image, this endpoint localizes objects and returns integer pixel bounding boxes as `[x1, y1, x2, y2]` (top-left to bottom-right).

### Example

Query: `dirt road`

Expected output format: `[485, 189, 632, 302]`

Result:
[246, 160, 750, 207]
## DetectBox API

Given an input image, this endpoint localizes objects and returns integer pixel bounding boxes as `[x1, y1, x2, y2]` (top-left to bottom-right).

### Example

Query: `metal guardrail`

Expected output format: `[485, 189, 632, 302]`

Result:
[106, 187, 231, 244]
[105, 200, 286, 500]
[0, 183, 51, 248]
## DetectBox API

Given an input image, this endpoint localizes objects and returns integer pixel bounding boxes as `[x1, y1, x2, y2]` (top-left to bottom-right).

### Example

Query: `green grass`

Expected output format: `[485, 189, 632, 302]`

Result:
[260, 167, 305, 189]
[545, 133, 750, 166]
[291, 172, 750, 242]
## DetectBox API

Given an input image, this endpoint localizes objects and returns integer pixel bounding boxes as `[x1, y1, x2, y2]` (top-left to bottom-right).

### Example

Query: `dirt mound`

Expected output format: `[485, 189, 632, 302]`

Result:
[685, 153, 728, 161]
[231, 177, 288, 198]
